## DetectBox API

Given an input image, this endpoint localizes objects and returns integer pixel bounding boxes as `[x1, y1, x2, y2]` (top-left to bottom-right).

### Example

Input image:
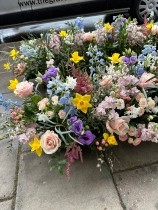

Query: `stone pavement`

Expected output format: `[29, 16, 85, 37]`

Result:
[1, 43, 158, 210]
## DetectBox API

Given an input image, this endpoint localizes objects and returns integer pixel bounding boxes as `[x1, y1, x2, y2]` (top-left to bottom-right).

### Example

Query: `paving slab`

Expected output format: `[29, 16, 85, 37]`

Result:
[112, 142, 158, 173]
[0, 200, 12, 210]
[0, 139, 18, 199]
[0, 71, 15, 94]
[15, 152, 123, 210]
[114, 164, 158, 210]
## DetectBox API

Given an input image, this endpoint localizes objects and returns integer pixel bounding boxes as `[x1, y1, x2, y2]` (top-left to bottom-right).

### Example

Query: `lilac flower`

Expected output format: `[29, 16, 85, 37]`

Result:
[122, 57, 130, 65]
[70, 119, 83, 135]
[67, 116, 78, 125]
[78, 130, 96, 145]
[42, 67, 59, 82]
[130, 56, 137, 64]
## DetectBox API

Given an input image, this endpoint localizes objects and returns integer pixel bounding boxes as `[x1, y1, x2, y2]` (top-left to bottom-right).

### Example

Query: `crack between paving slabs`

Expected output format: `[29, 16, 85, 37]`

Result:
[113, 160, 158, 174]
[11, 143, 21, 210]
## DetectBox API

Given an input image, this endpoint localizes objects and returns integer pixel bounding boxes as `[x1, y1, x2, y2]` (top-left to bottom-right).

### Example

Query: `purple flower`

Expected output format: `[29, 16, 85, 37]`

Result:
[68, 116, 78, 125]
[70, 119, 83, 135]
[42, 67, 59, 82]
[78, 130, 96, 145]
[130, 56, 137, 64]
[122, 56, 130, 65]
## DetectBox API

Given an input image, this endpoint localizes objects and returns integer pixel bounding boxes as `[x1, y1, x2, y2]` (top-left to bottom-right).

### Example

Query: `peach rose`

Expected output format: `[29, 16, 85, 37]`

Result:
[147, 97, 155, 109]
[139, 98, 148, 108]
[58, 110, 66, 119]
[40, 130, 61, 154]
[106, 117, 129, 136]
[38, 98, 49, 111]
[138, 107, 145, 116]
[138, 72, 156, 88]
[135, 93, 145, 101]
[82, 32, 94, 42]
[151, 25, 158, 35]
[133, 138, 141, 146]
[14, 81, 33, 98]
[99, 75, 113, 88]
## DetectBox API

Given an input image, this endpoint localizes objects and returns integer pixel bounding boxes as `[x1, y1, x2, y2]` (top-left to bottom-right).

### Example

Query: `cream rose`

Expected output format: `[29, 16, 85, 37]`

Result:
[139, 98, 148, 108]
[151, 25, 158, 35]
[14, 81, 33, 98]
[38, 98, 49, 111]
[147, 97, 156, 109]
[99, 75, 113, 88]
[106, 117, 129, 136]
[40, 130, 61, 154]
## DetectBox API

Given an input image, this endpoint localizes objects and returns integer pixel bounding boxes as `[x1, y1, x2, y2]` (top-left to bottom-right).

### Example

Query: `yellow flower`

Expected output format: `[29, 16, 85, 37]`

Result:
[104, 23, 113, 32]
[107, 135, 118, 146]
[146, 22, 154, 30]
[71, 93, 92, 113]
[8, 79, 19, 91]
[108, 53, 122, 64]
[70, 51, 84, 63]
[9, 49, 19, 60]
[28, 137, 42, 157]
[103, 132, 109, 140]
[59, 30, 67, 37]
[3, 62, 11, 70]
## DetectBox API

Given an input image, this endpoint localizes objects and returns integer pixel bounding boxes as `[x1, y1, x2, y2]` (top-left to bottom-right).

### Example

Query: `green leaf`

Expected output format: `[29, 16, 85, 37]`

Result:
[31, 95, 42, 104]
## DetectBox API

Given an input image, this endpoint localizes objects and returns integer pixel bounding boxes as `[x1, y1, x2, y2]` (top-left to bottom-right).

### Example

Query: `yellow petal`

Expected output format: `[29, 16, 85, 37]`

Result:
[83, 94, 91, 102]
[103, 133, 109, 140]
[36, 147, 42, 157]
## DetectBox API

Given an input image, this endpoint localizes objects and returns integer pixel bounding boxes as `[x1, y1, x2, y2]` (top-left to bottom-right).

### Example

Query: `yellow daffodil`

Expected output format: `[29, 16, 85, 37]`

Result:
[107, 135, 118, 146]
[70, 51, 84, 63]
[71, 93, 92, 113]
[104, 23, 113, 32]
[103, 132, 109, 140]
[9, 49, 19, 60]
[3, 62, 11, 70]
[28, 137, 42, 157]
[8, 78, 19, 91]
[59, 30, 68, 37]
[146, 22, 154, 30]
[108, 53, 122, 64]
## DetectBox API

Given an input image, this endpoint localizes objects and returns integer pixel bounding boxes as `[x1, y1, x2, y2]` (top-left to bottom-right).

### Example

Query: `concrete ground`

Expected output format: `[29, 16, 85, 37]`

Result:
[1, 42, 158, 210]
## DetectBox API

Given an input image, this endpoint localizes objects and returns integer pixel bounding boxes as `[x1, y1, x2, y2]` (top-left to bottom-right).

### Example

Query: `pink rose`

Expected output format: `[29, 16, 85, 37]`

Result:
[82, 32, 94, 42]
[138, 72, 156, 88]
[14, 81, 33, 98]
[40, 130, 61, 154]
[119, 134, 128, 141]
[139, 98, 148, 108]
[147, 97, 155, 109]
[106, 117, 129, 136]
[38, 98, 49, 111]
[58, 110, 66, 119]
[99, 75, 113, 88]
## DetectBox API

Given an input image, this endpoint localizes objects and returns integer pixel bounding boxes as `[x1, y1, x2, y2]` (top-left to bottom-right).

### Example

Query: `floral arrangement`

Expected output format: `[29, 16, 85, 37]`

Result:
[1, 16, 158, 178]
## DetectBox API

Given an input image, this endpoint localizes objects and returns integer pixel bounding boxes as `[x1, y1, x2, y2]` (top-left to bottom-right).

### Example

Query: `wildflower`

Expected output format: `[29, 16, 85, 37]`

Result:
[108, 53, 122, 64]
[8, 79, 19, 91]
[29, 137, 42, 157]
[3, 62, 11, 70]
[107, 135, 118, 145]
[59, 30, 67, 37]
[70, 51, 84, 63]
[71, 93, 92, 113]
[104, 22, 113, 32]
[146, 22, 154, 30]
[103, 133, 109, 140]
[9, 49, 19, 60]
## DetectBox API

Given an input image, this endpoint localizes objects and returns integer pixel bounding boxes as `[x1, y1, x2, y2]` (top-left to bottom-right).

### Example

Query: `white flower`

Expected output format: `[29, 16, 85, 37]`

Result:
[36, 113, 49, 122]
[51, 95, 58, 105]
[58, 110, 66, 119]
[45, 111, 54, 118]
[35, 77, 43, 84]
[65, 76, 77, 90]
[46, 59, 54, 68]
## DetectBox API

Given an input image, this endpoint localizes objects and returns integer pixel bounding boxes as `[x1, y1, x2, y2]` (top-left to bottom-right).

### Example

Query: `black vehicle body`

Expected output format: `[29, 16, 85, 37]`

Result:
[0, 0, 133, 28]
